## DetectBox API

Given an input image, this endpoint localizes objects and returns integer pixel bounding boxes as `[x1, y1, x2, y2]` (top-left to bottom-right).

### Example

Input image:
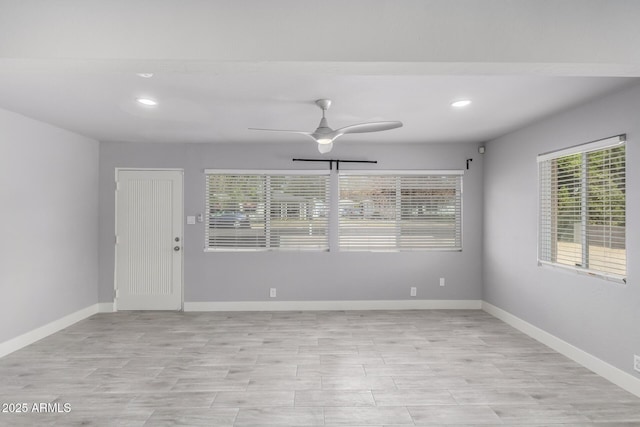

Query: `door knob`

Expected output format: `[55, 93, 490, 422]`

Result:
[174, 246, 180, 251]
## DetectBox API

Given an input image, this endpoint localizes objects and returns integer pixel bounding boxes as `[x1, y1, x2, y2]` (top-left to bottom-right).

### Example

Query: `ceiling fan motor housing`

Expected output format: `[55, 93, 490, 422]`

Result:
[314, 117, 333, 136]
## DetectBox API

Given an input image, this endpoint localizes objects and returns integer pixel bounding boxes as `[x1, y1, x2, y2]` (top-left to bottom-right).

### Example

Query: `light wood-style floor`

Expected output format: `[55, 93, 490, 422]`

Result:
[1, 310, 639, 426]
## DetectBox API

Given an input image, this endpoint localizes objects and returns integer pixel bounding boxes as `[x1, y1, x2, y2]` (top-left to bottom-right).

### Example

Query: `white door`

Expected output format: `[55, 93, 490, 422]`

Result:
[115, 170, 183, 310]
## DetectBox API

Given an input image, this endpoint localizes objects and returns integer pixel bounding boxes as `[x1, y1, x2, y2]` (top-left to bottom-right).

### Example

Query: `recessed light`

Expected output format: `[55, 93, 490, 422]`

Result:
[451, 99, 472, 108]
[136, 97, 158, 106]
[136, 73, 154, 78]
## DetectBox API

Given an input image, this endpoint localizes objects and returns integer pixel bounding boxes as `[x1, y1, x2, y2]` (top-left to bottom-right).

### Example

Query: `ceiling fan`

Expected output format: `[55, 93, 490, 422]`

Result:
[249, 99, 403, 153]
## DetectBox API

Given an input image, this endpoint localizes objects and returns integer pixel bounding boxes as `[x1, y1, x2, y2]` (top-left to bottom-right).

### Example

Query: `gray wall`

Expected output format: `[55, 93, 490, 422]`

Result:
[483, 83, 640, 376]
[99, 141, 484, 303]
[0, 108, 99, 343]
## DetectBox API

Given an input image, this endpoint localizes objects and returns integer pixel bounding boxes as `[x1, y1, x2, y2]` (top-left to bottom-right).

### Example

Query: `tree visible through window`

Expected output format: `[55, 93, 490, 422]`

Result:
[538, 136, 626, 281]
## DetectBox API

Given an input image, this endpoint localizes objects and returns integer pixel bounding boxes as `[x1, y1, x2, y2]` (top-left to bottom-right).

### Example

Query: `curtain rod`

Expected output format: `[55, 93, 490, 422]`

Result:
[292, 158, 377, 171]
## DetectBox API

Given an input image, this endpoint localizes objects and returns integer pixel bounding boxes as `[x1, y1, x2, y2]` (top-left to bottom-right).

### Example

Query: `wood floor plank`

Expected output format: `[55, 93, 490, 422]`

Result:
[0, 309, 638, 426]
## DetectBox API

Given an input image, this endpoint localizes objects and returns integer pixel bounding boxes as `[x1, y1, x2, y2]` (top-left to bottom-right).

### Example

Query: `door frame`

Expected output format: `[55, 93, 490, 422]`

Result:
[113, 168, 185, 311]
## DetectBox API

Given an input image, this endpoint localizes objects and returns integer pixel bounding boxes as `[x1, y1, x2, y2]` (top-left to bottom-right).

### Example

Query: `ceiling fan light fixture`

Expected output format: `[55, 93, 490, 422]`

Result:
[318, 142, 333, 154]
[316, 137, 333, 145]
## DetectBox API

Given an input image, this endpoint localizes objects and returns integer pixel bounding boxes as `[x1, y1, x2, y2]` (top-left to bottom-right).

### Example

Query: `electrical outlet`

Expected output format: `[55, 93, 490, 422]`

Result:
[634, 355, 640, 373]
[269, 288, 277, 298]
[410, 287, 417, 297]
[439, 277, 445, 287]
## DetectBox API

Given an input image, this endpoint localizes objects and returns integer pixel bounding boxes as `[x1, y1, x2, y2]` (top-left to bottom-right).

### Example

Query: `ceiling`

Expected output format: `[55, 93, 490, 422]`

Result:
[0, 71, 635, 145]
[1, 1, 638, 147]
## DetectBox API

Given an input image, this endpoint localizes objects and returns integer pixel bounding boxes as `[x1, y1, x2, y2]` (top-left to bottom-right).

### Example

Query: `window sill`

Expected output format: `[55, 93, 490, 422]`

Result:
[537, 260, 626, 285]
[204, 248, 330, 253]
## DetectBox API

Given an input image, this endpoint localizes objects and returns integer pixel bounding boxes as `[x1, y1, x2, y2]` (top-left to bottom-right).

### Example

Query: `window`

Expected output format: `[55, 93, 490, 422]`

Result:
[538, 135, 626, 282]
[205, 171, 330, 251]
[338, 171, 463, 251]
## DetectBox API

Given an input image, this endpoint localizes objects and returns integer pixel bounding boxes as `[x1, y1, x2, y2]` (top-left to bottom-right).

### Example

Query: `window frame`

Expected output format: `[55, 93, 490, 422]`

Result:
[537, 135, 626, 283]
[337, 170, 464, 252]
[204, 169, 331, 252]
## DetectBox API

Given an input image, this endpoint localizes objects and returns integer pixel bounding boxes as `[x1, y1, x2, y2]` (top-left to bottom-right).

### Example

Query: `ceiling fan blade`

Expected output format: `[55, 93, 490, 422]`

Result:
[335, 121, 403, 135]
[248, 128, 312, 136]
[249, 127, 317, 142]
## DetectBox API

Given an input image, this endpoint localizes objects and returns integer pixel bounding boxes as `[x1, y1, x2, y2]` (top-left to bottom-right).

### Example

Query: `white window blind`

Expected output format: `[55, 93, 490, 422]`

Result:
[538, 135, 626, 281]
[205, 171, 330, 251]
[338, 172, 463, 251]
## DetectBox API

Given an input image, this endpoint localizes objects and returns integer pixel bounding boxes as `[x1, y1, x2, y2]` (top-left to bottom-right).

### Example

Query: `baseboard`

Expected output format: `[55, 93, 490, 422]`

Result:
[97, 302, 115, 313]
[482, 301, 640, 398]
[184, 299, 482, 312]
[0, 303, 100, 358]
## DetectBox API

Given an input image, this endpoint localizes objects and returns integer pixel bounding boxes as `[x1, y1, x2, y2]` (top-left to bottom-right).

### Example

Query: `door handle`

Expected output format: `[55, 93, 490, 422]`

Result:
[174, 246, 181, 252]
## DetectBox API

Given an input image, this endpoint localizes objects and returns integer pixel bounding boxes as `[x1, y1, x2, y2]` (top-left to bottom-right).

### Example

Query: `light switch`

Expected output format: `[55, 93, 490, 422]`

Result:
[186, 216, 196, 225]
